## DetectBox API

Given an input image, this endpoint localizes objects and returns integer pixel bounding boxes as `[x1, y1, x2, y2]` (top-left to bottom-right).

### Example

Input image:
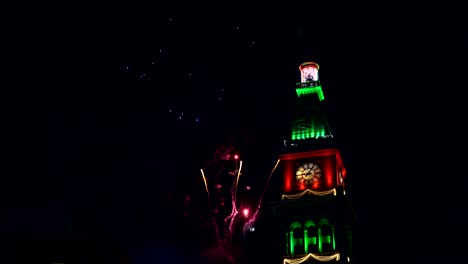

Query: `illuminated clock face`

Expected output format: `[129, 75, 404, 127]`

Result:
[296, 162, 322, 186]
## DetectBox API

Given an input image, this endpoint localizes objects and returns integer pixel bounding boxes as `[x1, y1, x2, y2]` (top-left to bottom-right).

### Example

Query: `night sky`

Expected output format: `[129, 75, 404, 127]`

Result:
[9, 1, 467, 264]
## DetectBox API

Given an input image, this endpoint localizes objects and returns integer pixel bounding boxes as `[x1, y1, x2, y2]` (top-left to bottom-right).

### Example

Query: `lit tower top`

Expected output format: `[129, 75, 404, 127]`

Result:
[296, 62, 323, 100]
[288, 62, 333, 149]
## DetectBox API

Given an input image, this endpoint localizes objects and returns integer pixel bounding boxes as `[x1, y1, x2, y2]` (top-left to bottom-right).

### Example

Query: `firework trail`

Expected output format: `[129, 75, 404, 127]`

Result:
[224, 160, 243, 244]
[200, 169, 222, 247]
[242, 158, 281, 235]
[200, 169, 210, 199]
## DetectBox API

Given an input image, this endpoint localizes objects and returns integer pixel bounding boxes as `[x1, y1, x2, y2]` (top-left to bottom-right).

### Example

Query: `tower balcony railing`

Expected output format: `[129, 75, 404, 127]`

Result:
[280, 136, 336, 153]
[295, 81, 324, 100]
[295, 80, 321, 89]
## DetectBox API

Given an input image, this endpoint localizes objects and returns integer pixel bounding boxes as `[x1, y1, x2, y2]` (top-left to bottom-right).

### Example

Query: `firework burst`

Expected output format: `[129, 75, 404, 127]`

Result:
[198, 146, 280, 263]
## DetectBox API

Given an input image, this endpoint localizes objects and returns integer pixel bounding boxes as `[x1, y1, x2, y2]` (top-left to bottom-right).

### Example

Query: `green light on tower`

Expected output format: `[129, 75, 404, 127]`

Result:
[295, 85, 324, 101]
[318, 228, 322, 253]
[291, 125, 327, 141]
[290, 62, 331, 141]
[332, 225, 336, 250]
[290, 222, 302, 255]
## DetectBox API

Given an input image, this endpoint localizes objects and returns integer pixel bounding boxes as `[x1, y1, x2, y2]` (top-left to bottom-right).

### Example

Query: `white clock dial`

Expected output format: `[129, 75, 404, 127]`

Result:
[296, 162, 322, 186]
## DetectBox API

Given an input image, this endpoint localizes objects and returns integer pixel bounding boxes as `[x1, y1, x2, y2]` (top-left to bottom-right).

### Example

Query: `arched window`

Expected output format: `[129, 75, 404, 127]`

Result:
[304, 220, 317, 253]
[288, 222, 304, 255]
[318, 218, 335, 253]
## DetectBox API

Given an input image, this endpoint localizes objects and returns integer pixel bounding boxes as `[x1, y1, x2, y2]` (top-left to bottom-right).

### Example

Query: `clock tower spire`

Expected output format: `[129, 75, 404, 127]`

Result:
[285, 62, 334, 152]
[263, 61, 358, 264]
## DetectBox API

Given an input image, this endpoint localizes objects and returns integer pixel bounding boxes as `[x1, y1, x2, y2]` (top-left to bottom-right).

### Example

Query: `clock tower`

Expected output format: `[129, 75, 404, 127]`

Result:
[266, 62, 358, 264]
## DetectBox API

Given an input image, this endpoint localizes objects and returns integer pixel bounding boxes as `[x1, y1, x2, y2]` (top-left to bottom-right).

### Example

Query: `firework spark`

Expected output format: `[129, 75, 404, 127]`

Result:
[224, 160, 243, 244]
[242, 158, 280, 235]
[200, 169, 210, 199]
[198, 148, 279, 263]
[200, 168, 222, 247]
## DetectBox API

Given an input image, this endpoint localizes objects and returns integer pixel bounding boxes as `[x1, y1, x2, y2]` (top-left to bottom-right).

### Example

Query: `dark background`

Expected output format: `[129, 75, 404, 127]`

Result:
[8, 1, 466, 263]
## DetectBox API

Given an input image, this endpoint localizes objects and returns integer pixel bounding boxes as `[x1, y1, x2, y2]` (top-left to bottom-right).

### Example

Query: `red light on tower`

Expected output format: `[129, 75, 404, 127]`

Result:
[234, 154, 239, 160]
